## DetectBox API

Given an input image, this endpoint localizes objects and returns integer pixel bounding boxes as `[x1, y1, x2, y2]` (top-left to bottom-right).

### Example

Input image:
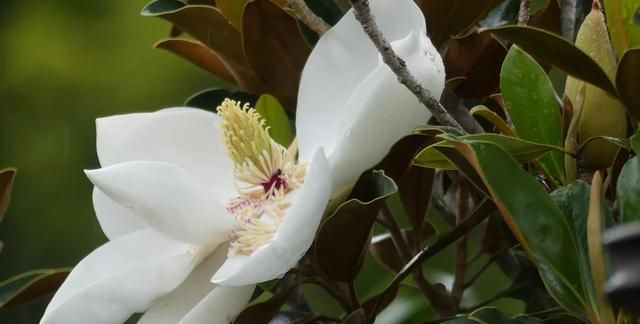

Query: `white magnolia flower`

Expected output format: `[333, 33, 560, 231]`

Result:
[296, 0, 445, 194]
[41, 0, 444, 322]
[40, 105, 332, 324]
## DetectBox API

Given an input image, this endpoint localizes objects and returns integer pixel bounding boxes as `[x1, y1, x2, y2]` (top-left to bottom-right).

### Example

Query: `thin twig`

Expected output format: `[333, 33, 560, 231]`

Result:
[349, 0, 464, 132]
[518, 0, 532, 25]
[451, 181, 469, 304]
[288, 0, 331, 35]
[560, 0, 577, 41]
[380, 203, 456, 318]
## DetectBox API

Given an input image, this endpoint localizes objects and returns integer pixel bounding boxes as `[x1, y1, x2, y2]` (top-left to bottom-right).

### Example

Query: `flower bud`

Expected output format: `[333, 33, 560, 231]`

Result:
[565, 0, 627, 169]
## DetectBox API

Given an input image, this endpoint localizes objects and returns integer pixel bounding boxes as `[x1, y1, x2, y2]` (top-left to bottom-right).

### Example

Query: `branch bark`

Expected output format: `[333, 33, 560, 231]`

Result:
[518, 0, 532, 25]
[349, 0, 465, 133]
[288, 0, 330, 35]
[560, 0, 577, 41]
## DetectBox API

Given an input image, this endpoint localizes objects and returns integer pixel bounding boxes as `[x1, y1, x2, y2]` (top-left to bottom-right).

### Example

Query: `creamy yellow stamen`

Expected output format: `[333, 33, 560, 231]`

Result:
[216, 98, 306, 256]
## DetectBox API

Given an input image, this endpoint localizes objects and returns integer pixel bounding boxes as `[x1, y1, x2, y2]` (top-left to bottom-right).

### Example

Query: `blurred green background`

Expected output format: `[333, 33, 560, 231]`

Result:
[0, 1, 521, 322]
[0, 1, 217, 321]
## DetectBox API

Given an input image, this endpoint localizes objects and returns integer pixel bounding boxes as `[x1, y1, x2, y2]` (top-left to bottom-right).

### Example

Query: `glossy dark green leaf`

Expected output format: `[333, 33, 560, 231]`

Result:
[415, 133, 566, 171]
[616, 48, 640, 121]
[315, 171, 397, 281]
[500, 46, 564, 181]
[469, 307, 541, 323]
[617, 156, 640, 223]
[184, 88, 258, 111]
[154, 38, 237, 84]
[304, 0, 343, 25]
[242, 0, 311, 111]
[254, 94, 294, 147]
[0, 168, 16, 223]
[550, 181, 597, 313]
[455, 140, 586, 316]
[489, 25, 617, 96]
[0, 268, 70, 308]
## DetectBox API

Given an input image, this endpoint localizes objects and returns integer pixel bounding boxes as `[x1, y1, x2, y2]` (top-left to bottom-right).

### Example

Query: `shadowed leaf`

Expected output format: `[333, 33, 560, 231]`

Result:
[0, 168, 16, 223]
[616, 48, 640, 121]
[315, 171, 397, 281]
[341, 308, 366, 324]
[500, 46, 564, 181]
[233, 286, 295, 324]
[488, 25, 617, 96]
[0, 268, 70, 309]
[217, 0, 249, 29]
[255, 94, 294, 147]
[445, 32, 507, 99]
[398, 166, 434, 240]
[154, 38, 237, 84]
[242, 0, 311, 111]
[529, 0, 561, 34]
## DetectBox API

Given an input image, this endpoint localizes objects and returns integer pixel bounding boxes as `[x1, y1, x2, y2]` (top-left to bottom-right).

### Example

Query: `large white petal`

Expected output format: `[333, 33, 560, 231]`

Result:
[92, 187, 146, 240]
[211, 150, 331, 286]
[96, 108, 235, 203]
[328, 32, 445, 193]
[179, 285, 255, 324]
[296, 0, 426, 164]
[85, 161, 236, 246]
[40, 229, 201, 324]
[138, 245, 227, 324]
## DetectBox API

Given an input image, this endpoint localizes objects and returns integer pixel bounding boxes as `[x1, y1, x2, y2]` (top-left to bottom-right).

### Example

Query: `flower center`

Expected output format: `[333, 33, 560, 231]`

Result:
[217, 99, 306, 256]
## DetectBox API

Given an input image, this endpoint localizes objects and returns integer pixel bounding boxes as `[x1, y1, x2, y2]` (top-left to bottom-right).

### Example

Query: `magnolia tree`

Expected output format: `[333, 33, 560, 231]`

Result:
[1, 0, 640, 323]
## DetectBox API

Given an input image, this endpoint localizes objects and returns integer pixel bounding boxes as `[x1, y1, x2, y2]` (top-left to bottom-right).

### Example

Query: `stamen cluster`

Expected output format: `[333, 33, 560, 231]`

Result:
[217, 99, 306, 256]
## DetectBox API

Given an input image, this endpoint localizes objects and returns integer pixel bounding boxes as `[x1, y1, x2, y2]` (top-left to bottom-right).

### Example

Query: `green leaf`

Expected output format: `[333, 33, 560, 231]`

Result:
[616, 156, 640, 223]
[0, 168, 16, 223]
[0, 268, 70, 308]
[184, 88, 258, 111]
[616, 48, 640, 122]
[500, 46, 564, 181]
[415, 133, 567, 170]
[254, 94, 294, 147]
[469, 307, 545, 324]
[550, 181, 597, 315]
[454, 140, 587, 317]
[489, 25, 617, 96]
[469, 105, 516, 136]
[314, 171, 397, 281]
[604, 0, 640, 56]
[233, 286, 294, 324]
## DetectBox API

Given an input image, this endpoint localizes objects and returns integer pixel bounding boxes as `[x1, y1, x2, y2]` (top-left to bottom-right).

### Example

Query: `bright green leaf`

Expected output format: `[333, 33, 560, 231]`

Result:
[255, 94, 294, 147]
[489, 25, 617, 96]
[500, 46, 564, 181]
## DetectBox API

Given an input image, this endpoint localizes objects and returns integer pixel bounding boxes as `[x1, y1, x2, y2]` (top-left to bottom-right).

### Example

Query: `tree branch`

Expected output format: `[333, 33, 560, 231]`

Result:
[349, 0, 464, 133]
[518, 0, 532, 25]
[561, 0, 577, 41]
[288, 0, 331, 35]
